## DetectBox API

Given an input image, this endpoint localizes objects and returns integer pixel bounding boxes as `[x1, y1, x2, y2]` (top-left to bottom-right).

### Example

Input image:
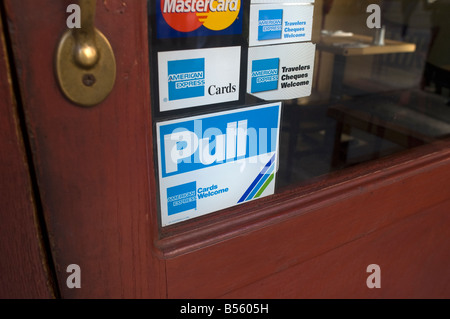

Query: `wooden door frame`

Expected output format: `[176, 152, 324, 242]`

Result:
[0, 6, 55, 298]
[160, 141, 450, 297]
[3, 0, 449, 298]
[4, 0, 164, 298]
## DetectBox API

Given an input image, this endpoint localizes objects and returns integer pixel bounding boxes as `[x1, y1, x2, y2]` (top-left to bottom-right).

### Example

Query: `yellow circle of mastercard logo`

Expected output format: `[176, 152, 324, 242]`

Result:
[161, 0, 241, 32]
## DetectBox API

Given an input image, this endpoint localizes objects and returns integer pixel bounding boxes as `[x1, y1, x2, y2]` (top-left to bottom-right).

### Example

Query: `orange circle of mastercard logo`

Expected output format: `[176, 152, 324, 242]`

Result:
[161, 0, 241, 32]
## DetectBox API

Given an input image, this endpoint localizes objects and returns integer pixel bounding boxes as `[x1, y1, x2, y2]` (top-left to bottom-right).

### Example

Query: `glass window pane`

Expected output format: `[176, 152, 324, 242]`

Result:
[149, 0, 450, 225]
[276, 0, 450, 189]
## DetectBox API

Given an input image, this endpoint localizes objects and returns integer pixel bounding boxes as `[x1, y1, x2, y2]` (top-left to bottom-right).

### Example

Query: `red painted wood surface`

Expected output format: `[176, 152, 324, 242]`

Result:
[0, 12, 54, 298]
[223, 198, 450, 298]
[4, 0, 163, 298]
[163, 146, 450, 298]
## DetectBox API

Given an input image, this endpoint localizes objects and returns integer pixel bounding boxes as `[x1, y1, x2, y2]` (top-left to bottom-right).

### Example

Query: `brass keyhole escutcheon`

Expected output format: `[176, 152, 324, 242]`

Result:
[56, 0, 116, 107]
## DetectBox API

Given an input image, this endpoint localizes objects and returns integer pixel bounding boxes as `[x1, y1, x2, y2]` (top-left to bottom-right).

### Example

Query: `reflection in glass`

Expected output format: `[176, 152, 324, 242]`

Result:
[275, 0, 450, 189]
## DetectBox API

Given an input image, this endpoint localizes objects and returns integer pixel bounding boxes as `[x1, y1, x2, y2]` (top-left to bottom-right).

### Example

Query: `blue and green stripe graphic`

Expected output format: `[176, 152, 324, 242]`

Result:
[238, 154, 276, 204]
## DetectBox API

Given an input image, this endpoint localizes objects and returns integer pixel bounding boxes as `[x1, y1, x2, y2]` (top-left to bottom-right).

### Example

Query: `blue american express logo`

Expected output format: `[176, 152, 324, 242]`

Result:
[166, 181, 197, 215]
[258, 9, 283, 41]
[251, 58, 280, 93]
[168, 58, 205, 101]
[159, 105, 280, 178]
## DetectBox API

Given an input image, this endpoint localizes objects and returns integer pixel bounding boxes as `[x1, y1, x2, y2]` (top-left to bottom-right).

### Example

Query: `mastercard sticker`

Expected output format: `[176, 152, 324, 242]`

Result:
[155, 0, 244, 38]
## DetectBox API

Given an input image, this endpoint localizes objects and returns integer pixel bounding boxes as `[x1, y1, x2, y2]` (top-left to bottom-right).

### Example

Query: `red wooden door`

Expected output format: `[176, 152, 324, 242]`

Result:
[1, 0, 449, 298]
[3, 0, 163, 298]
[0, 8, 54, 298]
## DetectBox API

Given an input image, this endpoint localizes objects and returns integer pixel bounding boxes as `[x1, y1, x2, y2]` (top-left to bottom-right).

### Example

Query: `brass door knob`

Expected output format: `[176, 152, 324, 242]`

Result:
[56, 0, 116, 107]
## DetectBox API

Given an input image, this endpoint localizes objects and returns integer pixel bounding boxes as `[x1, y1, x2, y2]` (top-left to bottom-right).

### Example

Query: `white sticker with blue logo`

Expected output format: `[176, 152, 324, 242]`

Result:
[247, 42, 316, 100]
[158, 46, 241, 112]
[249, 3, 314, 47]
[156, 103, 281, 226]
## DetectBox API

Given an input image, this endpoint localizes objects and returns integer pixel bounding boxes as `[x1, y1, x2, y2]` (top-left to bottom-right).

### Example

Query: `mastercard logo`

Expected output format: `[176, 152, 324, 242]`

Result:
[161, 0, 241, 33]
